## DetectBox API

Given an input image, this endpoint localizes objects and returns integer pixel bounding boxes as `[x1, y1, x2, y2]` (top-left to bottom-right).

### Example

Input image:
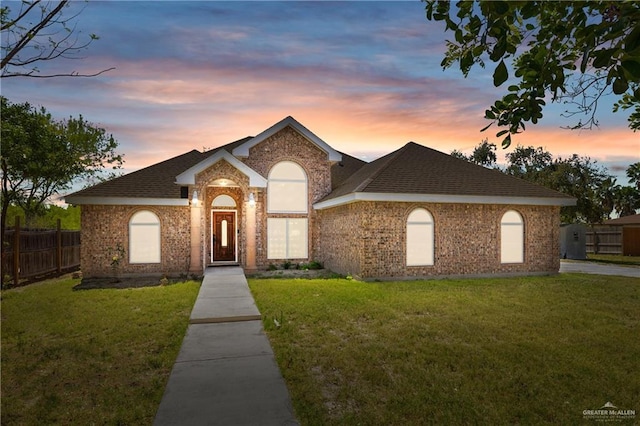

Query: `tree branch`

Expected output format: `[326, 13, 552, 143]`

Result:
[1, 0, 68, 69]
[0, 0, 41, 31]
[2, 66, 115, 78]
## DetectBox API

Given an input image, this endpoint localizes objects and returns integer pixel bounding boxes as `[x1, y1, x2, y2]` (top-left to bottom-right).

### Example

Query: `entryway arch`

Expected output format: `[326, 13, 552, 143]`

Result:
[211, 194, 238, 263]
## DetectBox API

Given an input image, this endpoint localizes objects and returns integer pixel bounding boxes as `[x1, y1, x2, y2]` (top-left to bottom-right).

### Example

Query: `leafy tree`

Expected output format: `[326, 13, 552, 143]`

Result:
[425, 1, 640, 147]
[504, 146, 553, 179]
[500, 145, 613, 222]
[469, 139, 497, 167]
[612, 185, 640, 217]
[1, 96, 123, 241]
[545, 154, 613, 223]
[1, 0, 113, 78]
[5, 204, 80, 229]
[627, 161, 640, 190]
[597, 176, 618, 220]
[451, 139, 497, 168]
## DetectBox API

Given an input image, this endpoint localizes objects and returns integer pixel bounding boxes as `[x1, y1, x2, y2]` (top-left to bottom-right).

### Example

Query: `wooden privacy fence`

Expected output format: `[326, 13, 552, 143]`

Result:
[585, 226, 622, 255]
[2, 218, 80, 287]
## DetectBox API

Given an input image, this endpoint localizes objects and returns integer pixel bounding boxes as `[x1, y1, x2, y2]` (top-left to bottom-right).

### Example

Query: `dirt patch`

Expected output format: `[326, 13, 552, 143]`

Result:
[246, 269, 341, 279]
[73, 276, 174, 290]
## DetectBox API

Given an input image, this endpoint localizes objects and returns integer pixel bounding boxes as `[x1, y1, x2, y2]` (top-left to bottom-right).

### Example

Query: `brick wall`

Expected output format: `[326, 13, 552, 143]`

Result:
[315, 202, 363, 276]
[195, 160, 251, 266]
[243, 125, 334, 267]
[80, 204, 191, 277]
[317, 202, 560, 279]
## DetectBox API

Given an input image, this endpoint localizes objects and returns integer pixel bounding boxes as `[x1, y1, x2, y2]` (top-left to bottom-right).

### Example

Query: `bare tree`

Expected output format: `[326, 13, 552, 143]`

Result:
[1, 0, 113, 78]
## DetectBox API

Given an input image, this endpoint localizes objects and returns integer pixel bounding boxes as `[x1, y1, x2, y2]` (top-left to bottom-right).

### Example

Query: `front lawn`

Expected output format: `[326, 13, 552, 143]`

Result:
[249, 274, 640, 425]
[1, 277, 200, 425]
[587, 253, 640, 266]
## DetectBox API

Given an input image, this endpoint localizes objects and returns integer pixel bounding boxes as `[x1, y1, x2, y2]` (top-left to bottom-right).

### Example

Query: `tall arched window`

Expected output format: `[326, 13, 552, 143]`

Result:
[501, 210, 524, 263]
[129, 210, 161, 263]
[267, 161, 308, 259]
[406, 208, 434, 266]
[268, 161, 307, 213]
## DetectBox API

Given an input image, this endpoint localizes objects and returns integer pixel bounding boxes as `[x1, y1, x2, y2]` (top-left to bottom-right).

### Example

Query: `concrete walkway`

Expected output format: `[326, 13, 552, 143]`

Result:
[560, 260, 640, 278]
[154, 267, 298, 426]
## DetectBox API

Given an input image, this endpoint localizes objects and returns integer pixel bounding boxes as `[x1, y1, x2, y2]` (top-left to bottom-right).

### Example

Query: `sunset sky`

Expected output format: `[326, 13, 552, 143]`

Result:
[3, 1, 638, 192]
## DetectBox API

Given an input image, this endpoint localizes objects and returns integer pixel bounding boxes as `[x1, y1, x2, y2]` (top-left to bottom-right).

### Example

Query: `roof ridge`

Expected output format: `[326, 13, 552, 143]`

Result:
[353, 143, 410, 192]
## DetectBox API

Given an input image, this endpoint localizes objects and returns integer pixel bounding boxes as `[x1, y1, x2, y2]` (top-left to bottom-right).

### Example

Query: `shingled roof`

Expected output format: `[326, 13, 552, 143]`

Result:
[66, 133, 574, 208]
[315, 142, 575, 208]
[65, 137, 252, 203]
[65, 135, 364, 204]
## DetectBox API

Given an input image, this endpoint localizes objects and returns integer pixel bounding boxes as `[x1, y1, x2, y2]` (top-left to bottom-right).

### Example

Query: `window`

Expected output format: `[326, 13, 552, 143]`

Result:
[212, 194, 236, 207]
[268, 161, 307, 213]
[406, 208, 434, 266]
[501, 210, 524, 263]
[129, 210, 161, 263]
[267, 218, 308, 259]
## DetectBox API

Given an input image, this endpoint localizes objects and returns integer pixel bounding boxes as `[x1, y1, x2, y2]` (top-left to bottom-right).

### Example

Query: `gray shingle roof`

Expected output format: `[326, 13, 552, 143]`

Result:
[322, 142, 575, 202]
[66, 136, 573, 206]
[331, 151, 367, 190]
[66, 137, 252, 200]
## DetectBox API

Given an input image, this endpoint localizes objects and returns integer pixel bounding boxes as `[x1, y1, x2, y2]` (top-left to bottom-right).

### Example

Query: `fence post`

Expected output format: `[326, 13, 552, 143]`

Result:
[13, 216, 20, 287]
[57, 219, 62, 274]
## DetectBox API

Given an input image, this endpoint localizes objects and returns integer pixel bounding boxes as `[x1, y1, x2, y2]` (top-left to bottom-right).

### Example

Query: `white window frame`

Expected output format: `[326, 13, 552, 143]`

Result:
[129, 210, 161, 264]
[268, 161, 308, 213]
[501, 210, 524, 264]
[267, 218, 308, 259]
[406, 208, 434, 266]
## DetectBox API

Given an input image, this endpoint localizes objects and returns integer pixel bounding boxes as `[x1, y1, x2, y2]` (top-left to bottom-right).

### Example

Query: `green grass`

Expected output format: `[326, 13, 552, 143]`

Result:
[1, 277, 200, 425]
[586, 253, 640, 266]
[249, 274, 640, 425]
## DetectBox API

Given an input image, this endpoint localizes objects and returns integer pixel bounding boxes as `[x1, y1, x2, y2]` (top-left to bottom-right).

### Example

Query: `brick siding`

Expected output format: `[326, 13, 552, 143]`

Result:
[80, 204, 191, 277]
[316, 202, 560, 279]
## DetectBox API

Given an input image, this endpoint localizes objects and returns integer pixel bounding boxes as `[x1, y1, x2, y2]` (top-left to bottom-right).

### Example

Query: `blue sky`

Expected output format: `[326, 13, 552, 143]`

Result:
[3, 1, 638, 187]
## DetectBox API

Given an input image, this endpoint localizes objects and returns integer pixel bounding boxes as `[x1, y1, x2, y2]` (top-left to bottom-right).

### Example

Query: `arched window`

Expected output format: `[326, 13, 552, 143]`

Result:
[129, 210, 161, 263]
[406, 208, 434, 266]
[212, 194, 236, 208]
[268, 161, 307, 213]
[501, 210, 524, 263]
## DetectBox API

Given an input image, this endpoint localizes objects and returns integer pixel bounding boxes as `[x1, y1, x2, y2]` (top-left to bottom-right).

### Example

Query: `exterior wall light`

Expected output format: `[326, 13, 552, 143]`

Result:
[192, 190, 199, 206]
[248, 192, 256, 207]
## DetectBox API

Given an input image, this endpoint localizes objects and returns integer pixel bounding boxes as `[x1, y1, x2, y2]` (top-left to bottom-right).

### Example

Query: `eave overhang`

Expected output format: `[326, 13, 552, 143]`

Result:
[64, 196, 189, 206]
[313, 192, 577, 210]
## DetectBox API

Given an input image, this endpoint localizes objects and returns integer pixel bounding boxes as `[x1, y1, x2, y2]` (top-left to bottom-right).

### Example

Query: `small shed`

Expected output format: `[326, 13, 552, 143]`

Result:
[603, 214, 640, 256]
[560, 224, 587, 259]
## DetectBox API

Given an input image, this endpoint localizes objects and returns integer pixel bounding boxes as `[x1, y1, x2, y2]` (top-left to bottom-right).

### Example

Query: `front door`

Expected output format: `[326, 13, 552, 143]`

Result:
[212, 211, 236, 262]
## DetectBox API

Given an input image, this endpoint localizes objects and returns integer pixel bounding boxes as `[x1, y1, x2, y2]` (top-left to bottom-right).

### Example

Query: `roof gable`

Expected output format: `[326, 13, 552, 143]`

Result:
[175, 149, 267, 187]
[232, 116, 342, 162]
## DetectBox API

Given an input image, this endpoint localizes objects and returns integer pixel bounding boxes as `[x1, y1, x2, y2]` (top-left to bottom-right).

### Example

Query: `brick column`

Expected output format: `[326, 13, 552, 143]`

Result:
[189, 204, 202, 275]
[246, 193, 257, 271]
